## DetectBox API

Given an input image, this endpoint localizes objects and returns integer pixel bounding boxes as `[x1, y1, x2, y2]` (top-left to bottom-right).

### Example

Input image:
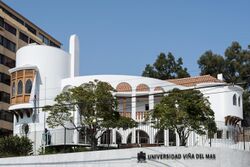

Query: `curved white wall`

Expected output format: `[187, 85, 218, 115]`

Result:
[14, 45, 71, 153]
[200, 84, 243, 123]
[16, 44, 71, 106]
[61, 75, 185, 92]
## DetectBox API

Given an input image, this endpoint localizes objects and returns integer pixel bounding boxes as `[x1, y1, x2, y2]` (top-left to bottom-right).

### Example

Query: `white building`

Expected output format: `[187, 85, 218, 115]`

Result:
[8, 35, 243, 153]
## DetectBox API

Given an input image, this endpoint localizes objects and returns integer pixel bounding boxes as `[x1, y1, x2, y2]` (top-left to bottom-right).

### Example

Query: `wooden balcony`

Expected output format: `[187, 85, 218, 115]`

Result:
[136, 111, 148, 121]
[119, 112, 131, 118]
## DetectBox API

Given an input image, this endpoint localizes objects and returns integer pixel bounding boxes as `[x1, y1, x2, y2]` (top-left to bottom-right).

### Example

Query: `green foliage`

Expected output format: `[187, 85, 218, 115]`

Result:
[198, 50, 225, 77]
[142, 52, 190, 79]
[38, 145, 90, 155]
[197, 41, 250, 125]
[44, 80, 137, 150]
[151, 88, 216, 146]
[0, 135, 33, 157]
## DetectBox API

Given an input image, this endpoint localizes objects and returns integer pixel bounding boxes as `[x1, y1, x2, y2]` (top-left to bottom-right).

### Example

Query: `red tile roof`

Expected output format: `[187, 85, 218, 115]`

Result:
[167, 75, 223, 87]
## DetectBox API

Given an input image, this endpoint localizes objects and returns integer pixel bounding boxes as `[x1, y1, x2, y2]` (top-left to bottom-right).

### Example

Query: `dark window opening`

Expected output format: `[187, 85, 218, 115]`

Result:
[238, 97, 241, 107]
[0, 91, 10, 103]
[25, 79, 32, 94]
[29, 38, 38, 44]
[0, 35, 16, 52]
[25, 23, 36, 35]
[19, 32, 28, 43]
[0, 54, 15, 68]
[50, 41, 60, 48]
[233, 94, 237, 106]
[38, 33, 49, 45]
[226, 131, 229, 139]
[4, 22, 16, 35]
[0, 110, 13, 122]
[216, 130, 223, 139]
[0, 16, 4, 27]
[17, 80, 23, 95]
[0, 6, 24, 25]
[0, 72, 10, 85]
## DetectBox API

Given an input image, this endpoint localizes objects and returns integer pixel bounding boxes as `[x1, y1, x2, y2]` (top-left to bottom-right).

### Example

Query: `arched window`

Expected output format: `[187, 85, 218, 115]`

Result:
[238, 96, 241, 107]
[233, 94, 237, 106]
[12, 82, 15, 96]
[25, 79, 32, 94]
[17, 80, 23, 95]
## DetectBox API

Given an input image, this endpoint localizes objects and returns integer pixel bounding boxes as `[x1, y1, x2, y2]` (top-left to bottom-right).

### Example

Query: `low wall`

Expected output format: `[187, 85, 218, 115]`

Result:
[0, 146, 250, 167]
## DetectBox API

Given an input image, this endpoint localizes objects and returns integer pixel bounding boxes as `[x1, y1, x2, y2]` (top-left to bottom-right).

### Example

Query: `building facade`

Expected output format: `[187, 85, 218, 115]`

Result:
[8, 35, 243, 154]
[0, 1, 61, 136]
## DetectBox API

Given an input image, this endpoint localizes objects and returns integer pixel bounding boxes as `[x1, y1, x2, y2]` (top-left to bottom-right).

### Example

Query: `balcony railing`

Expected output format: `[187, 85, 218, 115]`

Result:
[136, 111, 148, 121]
[119, 112, 131, 118]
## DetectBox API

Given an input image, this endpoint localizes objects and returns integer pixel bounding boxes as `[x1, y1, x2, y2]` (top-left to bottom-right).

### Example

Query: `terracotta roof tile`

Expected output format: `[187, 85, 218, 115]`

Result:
[167, 75, 223, 87]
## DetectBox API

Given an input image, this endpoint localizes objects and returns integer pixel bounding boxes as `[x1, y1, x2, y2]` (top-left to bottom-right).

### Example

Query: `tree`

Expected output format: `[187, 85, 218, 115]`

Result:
[197, 42, 250, 125]
[150, 88, 216, 146]
[0, 135, 33, 157]
[198, 50, 225, 77]
[142, 52, 190, 80]
[44, 80, 137, 150]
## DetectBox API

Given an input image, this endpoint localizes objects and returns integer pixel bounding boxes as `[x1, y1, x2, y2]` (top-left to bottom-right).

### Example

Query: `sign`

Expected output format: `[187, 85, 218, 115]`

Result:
[137, 151, 216, 163]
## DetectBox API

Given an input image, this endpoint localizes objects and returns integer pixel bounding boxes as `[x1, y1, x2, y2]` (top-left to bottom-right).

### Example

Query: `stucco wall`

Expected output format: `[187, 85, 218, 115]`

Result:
[0, 147, 249, 167]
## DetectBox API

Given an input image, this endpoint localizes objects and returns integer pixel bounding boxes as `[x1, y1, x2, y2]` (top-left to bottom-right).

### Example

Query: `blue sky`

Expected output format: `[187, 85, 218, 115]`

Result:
[5, 0, 250, 77]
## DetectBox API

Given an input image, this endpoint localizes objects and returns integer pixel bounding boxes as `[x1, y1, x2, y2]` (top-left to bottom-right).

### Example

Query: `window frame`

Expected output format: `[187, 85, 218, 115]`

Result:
[25, 79, 32, 94]
[233, 94, 237, 106]
[17, 80, 23, 95]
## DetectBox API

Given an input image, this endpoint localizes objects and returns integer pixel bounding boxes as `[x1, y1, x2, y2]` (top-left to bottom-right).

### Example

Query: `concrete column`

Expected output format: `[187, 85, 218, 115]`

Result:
[69, 34, 79, 77]
[149, 94, 154, 110]
[112, 129, 116, 144]
[73, 109, 79, 144]
[132, 128, 136, 143]
[164, 129, 169, 146]
[97, 137, 101, 145]
[176, 130, 180, 146]
[122, 131, 127, 144]
[131, 94, 136, 120]
[149, 128, 154, 144]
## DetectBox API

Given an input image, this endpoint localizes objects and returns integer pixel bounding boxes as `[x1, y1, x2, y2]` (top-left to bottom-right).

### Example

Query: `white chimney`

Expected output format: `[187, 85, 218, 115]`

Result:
[217, 73, 224, 81]
[69, 34, 79, 77]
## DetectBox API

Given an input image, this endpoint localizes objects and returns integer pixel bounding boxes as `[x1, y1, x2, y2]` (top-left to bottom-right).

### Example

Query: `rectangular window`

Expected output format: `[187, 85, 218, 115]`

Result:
[117, 97, 132, 112]
[19, 32, 28, 43]
[0, 91, 10, 103]
[145, 104, 149, 111]
[0, 16, 4, 27]
[25, 23, 36, 35]
[0, 110, 13, 122]
[216, 130, 223, 139]
[226, 131, 229, 139]
[4, 22, 16, 35]
[0, 54, 15, 68]
[0, 35, 16, 52]
[43, 37, 49, 45]
[0, 72, 10, 85]
[38, 33, 50, 45]
[50, 41, 60, 48]
[0, 6, 24, 25]
[29, 38, 37, 44]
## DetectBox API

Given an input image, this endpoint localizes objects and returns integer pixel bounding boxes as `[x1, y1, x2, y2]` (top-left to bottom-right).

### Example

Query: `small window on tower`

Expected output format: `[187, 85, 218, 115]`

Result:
[25, 79, 32, 94]
[233, 94, 237, 106]
[17, 80, 23, 95]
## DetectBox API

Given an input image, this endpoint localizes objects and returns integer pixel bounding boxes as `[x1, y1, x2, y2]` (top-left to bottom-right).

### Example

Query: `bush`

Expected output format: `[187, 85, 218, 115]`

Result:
[0, 135, 33, 157]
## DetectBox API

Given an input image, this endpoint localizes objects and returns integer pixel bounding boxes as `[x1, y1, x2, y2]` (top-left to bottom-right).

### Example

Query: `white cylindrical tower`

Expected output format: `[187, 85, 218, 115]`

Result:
[9, 44, 71, 154]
